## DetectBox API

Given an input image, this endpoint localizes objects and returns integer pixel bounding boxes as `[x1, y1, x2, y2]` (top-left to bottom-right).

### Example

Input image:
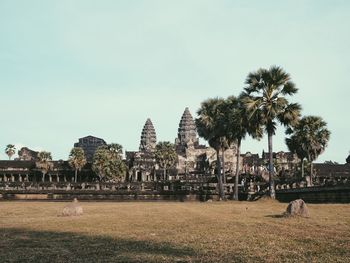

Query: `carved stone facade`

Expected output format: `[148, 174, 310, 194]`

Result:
[74, 136, 107, 162]
[261, 151, 300, 174]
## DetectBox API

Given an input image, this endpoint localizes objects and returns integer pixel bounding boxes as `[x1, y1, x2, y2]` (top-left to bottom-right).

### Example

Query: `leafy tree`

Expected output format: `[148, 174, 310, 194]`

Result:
[92, 144, 126, 182]
[242, 66, 301, 198]
[36, 151, 53, 182]
[221, 96, 263, 200]
[195, 97, 227, 200]
[68, 147, 87, 183]
[154, 141, 177, 180]
[286, 116, 330, 183]
[5, 144, 16, 160]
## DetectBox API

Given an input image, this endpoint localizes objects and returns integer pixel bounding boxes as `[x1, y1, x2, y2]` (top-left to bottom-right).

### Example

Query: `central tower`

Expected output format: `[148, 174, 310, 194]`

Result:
[175, 107, 199, 152]
[139, 118, 157, 152]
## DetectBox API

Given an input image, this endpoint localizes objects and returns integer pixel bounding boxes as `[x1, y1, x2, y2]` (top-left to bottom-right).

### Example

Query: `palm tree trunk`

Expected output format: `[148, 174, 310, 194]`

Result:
[216, 149, 225, 200]
[42, 173, 45, 182]
[301, 158, 304, 178]
[163, 168, 166, 181]
[75, 169, 78, 183]
[222, 149, 226, 184]
[234, 139, 241, 201]
[310, 161, 313, 186]
[268, 132, 275, 199]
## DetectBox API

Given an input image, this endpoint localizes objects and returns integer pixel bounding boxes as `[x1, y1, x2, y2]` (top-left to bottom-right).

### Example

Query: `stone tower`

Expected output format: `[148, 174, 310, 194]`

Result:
[175, 107, 199, 152]
[139, 118, 157, 152]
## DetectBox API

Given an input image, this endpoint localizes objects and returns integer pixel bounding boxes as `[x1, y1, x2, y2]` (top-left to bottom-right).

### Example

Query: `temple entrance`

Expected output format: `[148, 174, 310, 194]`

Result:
[137, 171, 142, 182]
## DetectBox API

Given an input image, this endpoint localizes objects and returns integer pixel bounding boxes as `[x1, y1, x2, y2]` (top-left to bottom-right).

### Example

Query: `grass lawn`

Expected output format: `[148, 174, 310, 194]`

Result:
[0, 200, 349, 262]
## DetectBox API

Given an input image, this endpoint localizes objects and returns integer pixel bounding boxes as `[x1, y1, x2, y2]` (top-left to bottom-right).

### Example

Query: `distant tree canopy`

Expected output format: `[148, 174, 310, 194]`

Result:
[154, 141, 177, 179]
[286, 115, 330, 179]
[5, 144, 16, 160]
[92, 143, 127, 182]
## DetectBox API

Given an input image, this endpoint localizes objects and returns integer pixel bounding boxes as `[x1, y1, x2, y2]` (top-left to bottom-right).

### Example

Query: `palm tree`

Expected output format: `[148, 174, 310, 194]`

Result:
[68, 147, 87, 183]
[5, 144, 16, 160]
[242, 66, 301, 198]
[222, 95, 263, 200]
[286, 116, 330, 184]
[36, 151, 53, 182]
[195, 97, 227, 200]
[154, 141, 177, 180]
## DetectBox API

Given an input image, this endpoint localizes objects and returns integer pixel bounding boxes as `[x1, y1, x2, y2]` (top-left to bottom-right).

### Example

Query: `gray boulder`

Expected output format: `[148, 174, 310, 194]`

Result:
[285, 199, 310, 217]
[61, 198, 83, 216]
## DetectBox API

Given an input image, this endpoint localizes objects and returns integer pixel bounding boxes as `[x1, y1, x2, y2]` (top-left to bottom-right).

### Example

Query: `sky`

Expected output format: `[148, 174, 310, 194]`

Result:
[0, 0, 349, 163]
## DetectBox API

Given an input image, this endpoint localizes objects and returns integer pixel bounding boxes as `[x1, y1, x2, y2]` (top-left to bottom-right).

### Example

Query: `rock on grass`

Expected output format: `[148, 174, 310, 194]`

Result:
[285, 199, 310, 218]
[61, 198, 83, 216]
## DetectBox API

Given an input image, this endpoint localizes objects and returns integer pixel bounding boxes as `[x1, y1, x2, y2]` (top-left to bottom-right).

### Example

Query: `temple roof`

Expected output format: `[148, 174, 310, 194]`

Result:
[176, 107, 198, 147]
[139, 118, 157, 152]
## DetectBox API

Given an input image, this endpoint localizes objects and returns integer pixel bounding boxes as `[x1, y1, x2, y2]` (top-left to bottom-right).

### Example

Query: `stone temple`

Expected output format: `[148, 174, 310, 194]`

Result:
[0, 106, 347, 189]
[74, 136, 107, 162]
[174, 107, 239, 178]
[125, 107, 240, 182]
[126, 118, 158, 182]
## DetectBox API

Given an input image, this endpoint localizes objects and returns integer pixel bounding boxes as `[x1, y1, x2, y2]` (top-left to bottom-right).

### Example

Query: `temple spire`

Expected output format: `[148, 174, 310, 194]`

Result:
[175, 107, 199, 150]
[139, 118, 157, 152]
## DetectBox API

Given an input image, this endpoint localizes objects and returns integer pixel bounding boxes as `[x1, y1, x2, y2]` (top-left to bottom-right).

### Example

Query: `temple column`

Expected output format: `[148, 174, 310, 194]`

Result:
[11, 174, 14, 182]
[57, 174, 60, 182]
[49, 174, 52, 182]
[19, 174, 22, 182]
[26, 174, 29, 182]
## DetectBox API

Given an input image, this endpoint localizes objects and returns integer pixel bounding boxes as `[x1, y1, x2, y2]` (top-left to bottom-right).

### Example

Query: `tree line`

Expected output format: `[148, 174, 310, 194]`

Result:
[195, 65, 330, 200]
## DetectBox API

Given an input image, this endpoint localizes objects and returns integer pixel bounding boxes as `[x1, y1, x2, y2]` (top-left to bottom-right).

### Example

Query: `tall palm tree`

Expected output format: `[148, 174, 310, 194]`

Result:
[195, 97, 227, 200]
[242, 66, 301, 198]
[36, 151, 53, 182]
[5, 144, 16, 160]
[222, 95, 263, 200]
[286, 116, 330, 184]
[154, 141, 177, 180]
[68, 147, 87, 183]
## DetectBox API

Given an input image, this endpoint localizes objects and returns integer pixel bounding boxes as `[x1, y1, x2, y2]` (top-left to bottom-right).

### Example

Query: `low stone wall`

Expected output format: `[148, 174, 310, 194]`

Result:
[276, 186, 350, 203]
[0, 189, 236, 202]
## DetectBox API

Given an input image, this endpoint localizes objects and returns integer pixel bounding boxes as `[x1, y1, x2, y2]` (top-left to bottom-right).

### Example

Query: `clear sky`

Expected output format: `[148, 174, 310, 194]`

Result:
[1, 0, 349, 163]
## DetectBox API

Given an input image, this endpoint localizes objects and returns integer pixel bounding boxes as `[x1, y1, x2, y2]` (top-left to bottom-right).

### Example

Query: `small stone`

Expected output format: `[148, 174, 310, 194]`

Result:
[61, 198, 83, 216]
[285, 199, 310, 218]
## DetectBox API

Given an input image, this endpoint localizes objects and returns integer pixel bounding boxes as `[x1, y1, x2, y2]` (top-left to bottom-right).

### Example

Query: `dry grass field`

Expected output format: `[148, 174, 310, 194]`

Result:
[0, 200, 349, 262]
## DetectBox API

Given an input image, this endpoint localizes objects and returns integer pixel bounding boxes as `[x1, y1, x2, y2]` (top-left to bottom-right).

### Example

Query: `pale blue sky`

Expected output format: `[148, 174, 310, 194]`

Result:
[1, 0, 349, 162]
